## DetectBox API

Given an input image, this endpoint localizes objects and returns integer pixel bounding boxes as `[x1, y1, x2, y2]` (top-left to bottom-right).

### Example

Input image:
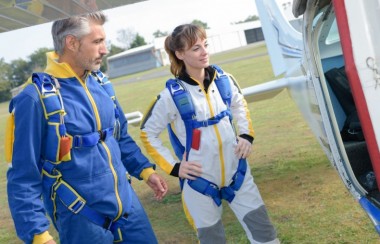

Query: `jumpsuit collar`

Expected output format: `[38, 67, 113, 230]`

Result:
[179, 66, 216, 92]
[44, 51, 89, 80]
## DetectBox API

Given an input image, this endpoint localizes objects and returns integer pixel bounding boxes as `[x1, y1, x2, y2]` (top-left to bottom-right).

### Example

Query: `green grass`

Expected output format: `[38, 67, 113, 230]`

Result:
[1, 43, 379, 243]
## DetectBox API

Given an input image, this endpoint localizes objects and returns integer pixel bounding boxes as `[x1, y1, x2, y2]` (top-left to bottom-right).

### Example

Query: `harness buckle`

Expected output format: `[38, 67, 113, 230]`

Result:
[202, 120, 209, 127]
[93, 70, 107, 83]
[41, 76, 56, 95]
[68, 198, 86, 214]
[73, 136, 83, 148]
[169, 82, 184, 94]
[98, 130, 105, 141]
[103, 217, 113, 230]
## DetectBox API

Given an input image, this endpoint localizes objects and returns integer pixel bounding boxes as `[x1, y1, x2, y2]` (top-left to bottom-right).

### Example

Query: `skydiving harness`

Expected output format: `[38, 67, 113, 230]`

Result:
[32, 71, 128, 242]
[166, 65, 247, 206]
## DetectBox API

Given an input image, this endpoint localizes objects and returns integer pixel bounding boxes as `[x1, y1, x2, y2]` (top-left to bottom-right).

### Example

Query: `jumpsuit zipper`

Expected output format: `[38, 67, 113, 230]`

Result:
[79, 76, 123, 220]
[193, 76, 227, 187]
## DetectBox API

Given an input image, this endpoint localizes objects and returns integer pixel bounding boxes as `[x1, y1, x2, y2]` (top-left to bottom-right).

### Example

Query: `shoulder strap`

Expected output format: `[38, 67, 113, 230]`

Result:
[212, 65, 232, 107]
[166, 78, 196, 161]
[32, 72, 71, 162]
[165, 73, 233, 161]
[166, 78, 196, 121]
[91, 70, 121, 140]
[32, 72, 64, 126]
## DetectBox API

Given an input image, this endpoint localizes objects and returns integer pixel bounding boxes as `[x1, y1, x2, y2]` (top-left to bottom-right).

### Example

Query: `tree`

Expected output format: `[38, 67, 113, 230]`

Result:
[8, 59, 32, 88]
[234, 15, 260, 24]
[29, 47, 53, 72]
[0, 58, 11, 102]
[100, 43, 125, 73]
[130, 34, 147, 49]
[0, 58, 10, 83]
[117, 28, 137, 49]
[153, 30, 168, 38]
[191, 19, 209, 29]
[0, 81, 11, 102]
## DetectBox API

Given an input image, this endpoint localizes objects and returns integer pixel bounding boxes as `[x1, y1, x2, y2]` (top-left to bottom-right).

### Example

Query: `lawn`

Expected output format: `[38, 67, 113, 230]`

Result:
[0, 43, 379, 243]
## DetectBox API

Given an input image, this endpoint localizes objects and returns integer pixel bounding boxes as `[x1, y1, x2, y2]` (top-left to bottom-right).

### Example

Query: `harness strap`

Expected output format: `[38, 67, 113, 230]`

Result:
[43, 161, 132, 241]
[72, 127, 114, 148]
[220, 158, 247, 202]
[191, 110, 232, 129]
[92, 70, 121, 140]
[187, 159, 247, 206]
[187, 177, 222, 206]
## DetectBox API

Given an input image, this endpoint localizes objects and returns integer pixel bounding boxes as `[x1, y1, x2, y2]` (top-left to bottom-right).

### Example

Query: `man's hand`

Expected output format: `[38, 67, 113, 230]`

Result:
[146, 173, 168, 200]
[234, 136, 252, 159]
[179, 153, 202, 180]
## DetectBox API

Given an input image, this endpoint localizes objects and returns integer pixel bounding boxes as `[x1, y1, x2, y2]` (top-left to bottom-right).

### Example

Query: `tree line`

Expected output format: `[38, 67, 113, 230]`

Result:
[0, 17, 257, 103]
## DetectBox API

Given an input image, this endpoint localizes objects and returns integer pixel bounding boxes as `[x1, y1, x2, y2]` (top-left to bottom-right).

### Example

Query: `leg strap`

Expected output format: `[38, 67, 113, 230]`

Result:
[42, 161, 131, 241]
[187, 177, 222, 206]
[221, 158, 247, 202]
[187, 159, 247, 206]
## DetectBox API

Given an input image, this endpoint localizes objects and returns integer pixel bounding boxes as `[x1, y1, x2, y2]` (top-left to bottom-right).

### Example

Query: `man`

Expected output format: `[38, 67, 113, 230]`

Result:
[6, 12, 167, 244]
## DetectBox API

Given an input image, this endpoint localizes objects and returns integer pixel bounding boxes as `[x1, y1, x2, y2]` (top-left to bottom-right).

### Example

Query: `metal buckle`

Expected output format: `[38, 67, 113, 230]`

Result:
[68, 198, 86, 214]
[73, 135, 82, 148]
[41, 80, 56, 94]
[103, 217, 113, 230]
[169, 82, 184, 94]
[98, 130, 105, 141]
[93, 71, 107, 84]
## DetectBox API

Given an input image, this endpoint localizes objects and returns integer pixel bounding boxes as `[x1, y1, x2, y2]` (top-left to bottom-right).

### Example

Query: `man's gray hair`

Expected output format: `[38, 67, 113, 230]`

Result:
[52, 12, 107, 55]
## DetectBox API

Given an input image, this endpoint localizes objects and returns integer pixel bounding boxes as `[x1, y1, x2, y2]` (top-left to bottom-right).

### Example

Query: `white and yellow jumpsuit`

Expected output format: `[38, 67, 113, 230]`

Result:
[141, 66, 279, 244]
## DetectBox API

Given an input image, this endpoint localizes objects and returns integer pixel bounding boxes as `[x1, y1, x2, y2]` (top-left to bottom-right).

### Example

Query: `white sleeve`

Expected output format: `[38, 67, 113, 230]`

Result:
[228, 74, 255, 137]
[140, 89, 180, 175]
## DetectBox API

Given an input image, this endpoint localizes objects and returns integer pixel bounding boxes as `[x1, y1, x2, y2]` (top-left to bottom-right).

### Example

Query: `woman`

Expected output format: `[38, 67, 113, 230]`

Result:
[140, 24, 279, 244]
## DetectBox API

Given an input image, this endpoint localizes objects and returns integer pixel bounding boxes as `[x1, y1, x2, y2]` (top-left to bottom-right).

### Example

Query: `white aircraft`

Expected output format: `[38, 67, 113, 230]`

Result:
[2, 0, 380, 236]
[245, 0, 380, 234]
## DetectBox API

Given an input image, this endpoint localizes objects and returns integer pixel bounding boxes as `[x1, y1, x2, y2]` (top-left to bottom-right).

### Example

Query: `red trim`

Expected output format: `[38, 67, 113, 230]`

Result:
[333, 0, 380, 189]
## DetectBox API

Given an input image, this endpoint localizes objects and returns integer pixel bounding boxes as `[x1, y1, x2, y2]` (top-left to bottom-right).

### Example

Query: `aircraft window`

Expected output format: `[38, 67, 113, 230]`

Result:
[312, 12, 323, 27]
[326, 19, 340, 45]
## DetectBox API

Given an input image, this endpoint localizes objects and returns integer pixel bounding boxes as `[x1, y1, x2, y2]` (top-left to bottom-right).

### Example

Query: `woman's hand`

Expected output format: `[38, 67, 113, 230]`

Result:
[234, 136, 252, 159]
[179, 153, 202, 180]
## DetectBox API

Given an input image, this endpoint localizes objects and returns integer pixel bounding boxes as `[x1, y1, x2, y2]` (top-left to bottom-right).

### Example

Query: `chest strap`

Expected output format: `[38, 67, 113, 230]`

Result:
[72, 127, 114, 148]
[191, 110, 232, 128]
[166, 79, 232, 161]
[42, 161, 131, 242]
[187, 158, 247, 206]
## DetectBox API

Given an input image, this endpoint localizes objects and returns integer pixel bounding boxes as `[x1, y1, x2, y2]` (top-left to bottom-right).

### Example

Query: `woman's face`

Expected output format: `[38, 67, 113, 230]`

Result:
[175, 37, 209, 71]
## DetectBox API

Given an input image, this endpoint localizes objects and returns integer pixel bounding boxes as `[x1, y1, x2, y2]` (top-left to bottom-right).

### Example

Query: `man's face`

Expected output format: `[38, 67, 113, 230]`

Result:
[74, 21, 108, 72]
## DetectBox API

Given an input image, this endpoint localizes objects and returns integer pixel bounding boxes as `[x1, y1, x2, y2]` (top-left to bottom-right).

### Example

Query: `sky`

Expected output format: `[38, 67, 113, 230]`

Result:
[0, 0, 291, 63]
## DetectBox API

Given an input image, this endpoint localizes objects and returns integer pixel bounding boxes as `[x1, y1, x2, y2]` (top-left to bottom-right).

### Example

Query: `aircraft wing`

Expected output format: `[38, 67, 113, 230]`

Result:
[0, 0, 147, 33]
[242, 76, 307, 103]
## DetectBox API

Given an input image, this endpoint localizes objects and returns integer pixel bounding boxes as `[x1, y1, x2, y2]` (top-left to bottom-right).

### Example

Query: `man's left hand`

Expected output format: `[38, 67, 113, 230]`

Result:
[146, 173, 168, 200]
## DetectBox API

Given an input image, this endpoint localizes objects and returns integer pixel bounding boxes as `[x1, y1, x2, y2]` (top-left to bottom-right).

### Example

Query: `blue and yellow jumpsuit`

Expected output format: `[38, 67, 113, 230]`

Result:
[7, 52, 158, 244]
[141, 66, 279, 244]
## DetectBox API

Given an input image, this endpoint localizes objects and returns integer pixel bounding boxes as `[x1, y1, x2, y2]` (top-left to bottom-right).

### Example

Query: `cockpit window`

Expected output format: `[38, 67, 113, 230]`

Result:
[326, 19, 340, 45]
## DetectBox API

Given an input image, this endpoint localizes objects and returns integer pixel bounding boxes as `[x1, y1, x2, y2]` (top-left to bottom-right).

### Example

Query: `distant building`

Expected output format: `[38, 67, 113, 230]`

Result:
[107, 21, 265, 79]
[107, 41, 169, 79]
[206, 21, 264, 54]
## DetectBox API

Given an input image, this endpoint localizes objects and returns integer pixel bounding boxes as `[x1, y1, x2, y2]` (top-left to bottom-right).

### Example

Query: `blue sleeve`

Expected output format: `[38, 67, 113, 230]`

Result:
[115, 99, 155, 180]
[6, 85, 51, 243]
